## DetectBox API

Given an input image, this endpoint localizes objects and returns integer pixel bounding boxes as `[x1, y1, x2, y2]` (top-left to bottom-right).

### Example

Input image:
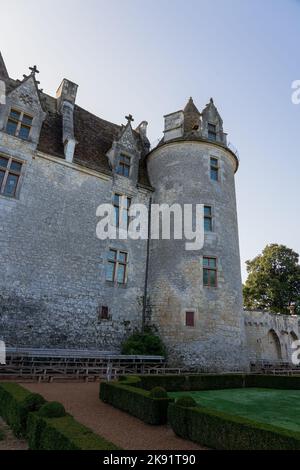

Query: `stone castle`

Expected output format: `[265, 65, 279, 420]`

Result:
[0, 52, 299, 371]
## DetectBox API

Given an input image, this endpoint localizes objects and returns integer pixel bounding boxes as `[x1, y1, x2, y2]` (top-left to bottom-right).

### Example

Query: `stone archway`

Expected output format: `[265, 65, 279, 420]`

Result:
[261, 329, 282, 361]
[290, 331, 298, 342]
[289, 331, 299, 362]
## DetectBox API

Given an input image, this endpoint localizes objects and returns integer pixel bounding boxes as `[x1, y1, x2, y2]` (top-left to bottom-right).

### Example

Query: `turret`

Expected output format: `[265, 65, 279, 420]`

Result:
[146, 97, 247, 372]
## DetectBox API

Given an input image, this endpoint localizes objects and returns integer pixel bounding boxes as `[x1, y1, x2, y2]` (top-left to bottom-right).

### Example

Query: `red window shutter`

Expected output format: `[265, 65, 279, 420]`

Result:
[186, 311, 195, 327]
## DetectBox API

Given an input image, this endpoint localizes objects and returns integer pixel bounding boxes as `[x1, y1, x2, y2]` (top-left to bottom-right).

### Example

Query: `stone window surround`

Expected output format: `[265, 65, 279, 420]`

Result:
[203, 255, 218, 288]
[208, 122, 217, 141]
[115, 152, 132, 178]
[182, 308, 198, 328]
[210, 156, 220, 182]
[0, 152, 25, 199]
[105, 247, 129, 286]
[204, 204, 214, 232]
[5, 106, 34, 141]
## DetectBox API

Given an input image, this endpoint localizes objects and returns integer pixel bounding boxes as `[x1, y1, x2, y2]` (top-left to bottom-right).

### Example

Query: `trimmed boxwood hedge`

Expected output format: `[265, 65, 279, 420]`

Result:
[168, 402, 300, 450]
[100, 376, 173, 424]
[137, 374, 245, 391]
[245, 375, 300, 390]
[0, 383, 45, 437]
[27, 412, 120, 450]
[0, 382, 120, 450]
[134, 374, 300, 392]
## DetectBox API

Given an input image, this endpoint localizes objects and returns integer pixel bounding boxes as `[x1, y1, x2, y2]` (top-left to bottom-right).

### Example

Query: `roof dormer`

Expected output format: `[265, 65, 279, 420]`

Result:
[107, 114, 142, 186]
[201, 98, 227, 145]
[0, 66, 46, 146]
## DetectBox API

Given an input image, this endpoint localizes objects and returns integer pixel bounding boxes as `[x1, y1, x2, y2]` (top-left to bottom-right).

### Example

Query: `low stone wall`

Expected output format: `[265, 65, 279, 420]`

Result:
[244, 310, 300, 364]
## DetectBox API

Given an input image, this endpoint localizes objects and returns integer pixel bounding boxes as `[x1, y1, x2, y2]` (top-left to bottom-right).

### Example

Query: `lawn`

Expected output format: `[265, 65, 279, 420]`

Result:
[169, 388, 300, 432]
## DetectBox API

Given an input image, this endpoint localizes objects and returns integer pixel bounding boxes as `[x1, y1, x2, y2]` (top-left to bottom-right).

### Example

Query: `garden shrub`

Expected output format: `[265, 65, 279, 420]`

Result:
[121, 332, 166, 356]
[168, 402, 300, 450]
[245, 375, 300, 390]
[22, 393, 46, 412]
[137, 374, 245, 391]
[0, 383, 44, 437]
[38, 402, 66, 418]
[175, 396, 197, 407]
[0, 383, 120, 450]
[27, 413, 120, 450]
[100, 378, 173, 424]
[149, 387, 168, 399]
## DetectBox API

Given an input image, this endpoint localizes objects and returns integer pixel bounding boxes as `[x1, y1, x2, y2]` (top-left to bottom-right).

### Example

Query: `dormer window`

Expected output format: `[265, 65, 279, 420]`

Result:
[6, 108, 33, 140]
[208, 123, 217, 141]
[116, 154, 131, 177]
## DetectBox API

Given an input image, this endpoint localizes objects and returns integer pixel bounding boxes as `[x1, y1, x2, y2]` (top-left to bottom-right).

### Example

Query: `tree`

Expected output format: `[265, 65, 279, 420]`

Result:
[121, 330, 166, 356]
[243, 244, 300, 314]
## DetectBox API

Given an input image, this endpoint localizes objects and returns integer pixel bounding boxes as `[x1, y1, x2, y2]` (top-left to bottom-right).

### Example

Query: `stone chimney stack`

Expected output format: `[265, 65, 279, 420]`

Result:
[136, 120, 148, 140]
[56, 79, 78, 163]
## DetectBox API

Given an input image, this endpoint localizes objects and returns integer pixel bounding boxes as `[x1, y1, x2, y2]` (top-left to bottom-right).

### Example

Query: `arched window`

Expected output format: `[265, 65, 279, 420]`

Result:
[262, 329, 282, 361]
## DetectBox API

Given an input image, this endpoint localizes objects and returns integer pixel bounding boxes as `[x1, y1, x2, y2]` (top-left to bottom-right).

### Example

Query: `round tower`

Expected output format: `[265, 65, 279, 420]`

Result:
[146, 97, 248, 372]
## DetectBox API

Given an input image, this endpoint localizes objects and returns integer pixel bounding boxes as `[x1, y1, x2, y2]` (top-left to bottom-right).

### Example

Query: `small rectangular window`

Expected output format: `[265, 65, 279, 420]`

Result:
[185, 311, 195, 327]
[208, 123, 217, 141]
[0, 155, 23, 198]
[106, 248, 128, 284]
[210, 157, 219, 181]
[203, 257, 217, 287]
[6, 108, 33, 140]
[100, 306, 109, 320]
[204, 205, 213, 232]
[116, 154, 131, 177]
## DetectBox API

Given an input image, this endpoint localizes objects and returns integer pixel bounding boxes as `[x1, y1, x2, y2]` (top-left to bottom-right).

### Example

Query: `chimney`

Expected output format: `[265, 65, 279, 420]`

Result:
[56, 79, 78, 163]
[163, 110, 184, 142]
[0, 51, 9, 80]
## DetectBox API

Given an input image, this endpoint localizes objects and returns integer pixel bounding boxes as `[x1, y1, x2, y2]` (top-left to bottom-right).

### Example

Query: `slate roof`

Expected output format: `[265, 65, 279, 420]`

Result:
[2, 72, 152, 189]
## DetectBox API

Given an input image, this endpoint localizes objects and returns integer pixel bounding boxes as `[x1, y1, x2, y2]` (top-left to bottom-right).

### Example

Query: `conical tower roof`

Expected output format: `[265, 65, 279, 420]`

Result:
[183, 97, 200, 115]
[183, 97, 201, 135]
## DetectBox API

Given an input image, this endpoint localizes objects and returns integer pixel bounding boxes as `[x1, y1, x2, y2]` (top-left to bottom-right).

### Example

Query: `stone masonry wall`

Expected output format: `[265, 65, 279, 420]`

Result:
[0, 140, 150, 350]
[244, 310, 300, 363]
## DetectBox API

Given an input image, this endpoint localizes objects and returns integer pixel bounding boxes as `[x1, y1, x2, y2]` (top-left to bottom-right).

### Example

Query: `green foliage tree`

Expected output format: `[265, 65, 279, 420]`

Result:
[243, 244, 300, 314]
[121, 330, 166, 356]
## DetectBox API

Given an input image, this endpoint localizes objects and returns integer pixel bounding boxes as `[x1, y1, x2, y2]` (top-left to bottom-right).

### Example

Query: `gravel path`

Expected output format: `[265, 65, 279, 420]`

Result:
[0, 417, 28, 451]
[24, 382, 204, 450]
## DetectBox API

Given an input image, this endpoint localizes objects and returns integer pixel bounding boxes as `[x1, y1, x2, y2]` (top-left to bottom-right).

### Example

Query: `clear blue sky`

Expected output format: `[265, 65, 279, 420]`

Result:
[2, 0, 300, 280]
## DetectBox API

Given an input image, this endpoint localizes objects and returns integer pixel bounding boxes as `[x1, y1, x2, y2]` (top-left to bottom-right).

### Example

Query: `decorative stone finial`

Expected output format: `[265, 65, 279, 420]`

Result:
[125, 114, 134, 124]
[29, 65, 40, 77]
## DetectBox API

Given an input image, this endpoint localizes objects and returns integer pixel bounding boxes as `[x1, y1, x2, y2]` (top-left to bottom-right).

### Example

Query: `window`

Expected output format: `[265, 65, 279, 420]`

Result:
[106, 249, 128, 284]
[210, 157, 219, 181]
[208, 123, 217, 141]
[204, 206, 213, 232]
[113, 194, 131, 229]
[116, 154, 131, 177]
[99, 306, 109, 320]
[203, 257, 217, 287]
[6, 108, 33, 140]
[185, 311, 195, 327]
[0, 155, 22, 198]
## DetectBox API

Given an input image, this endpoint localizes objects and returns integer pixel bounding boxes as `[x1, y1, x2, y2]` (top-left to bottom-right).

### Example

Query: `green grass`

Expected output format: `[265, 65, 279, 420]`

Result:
[169, 388, 300, 432]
